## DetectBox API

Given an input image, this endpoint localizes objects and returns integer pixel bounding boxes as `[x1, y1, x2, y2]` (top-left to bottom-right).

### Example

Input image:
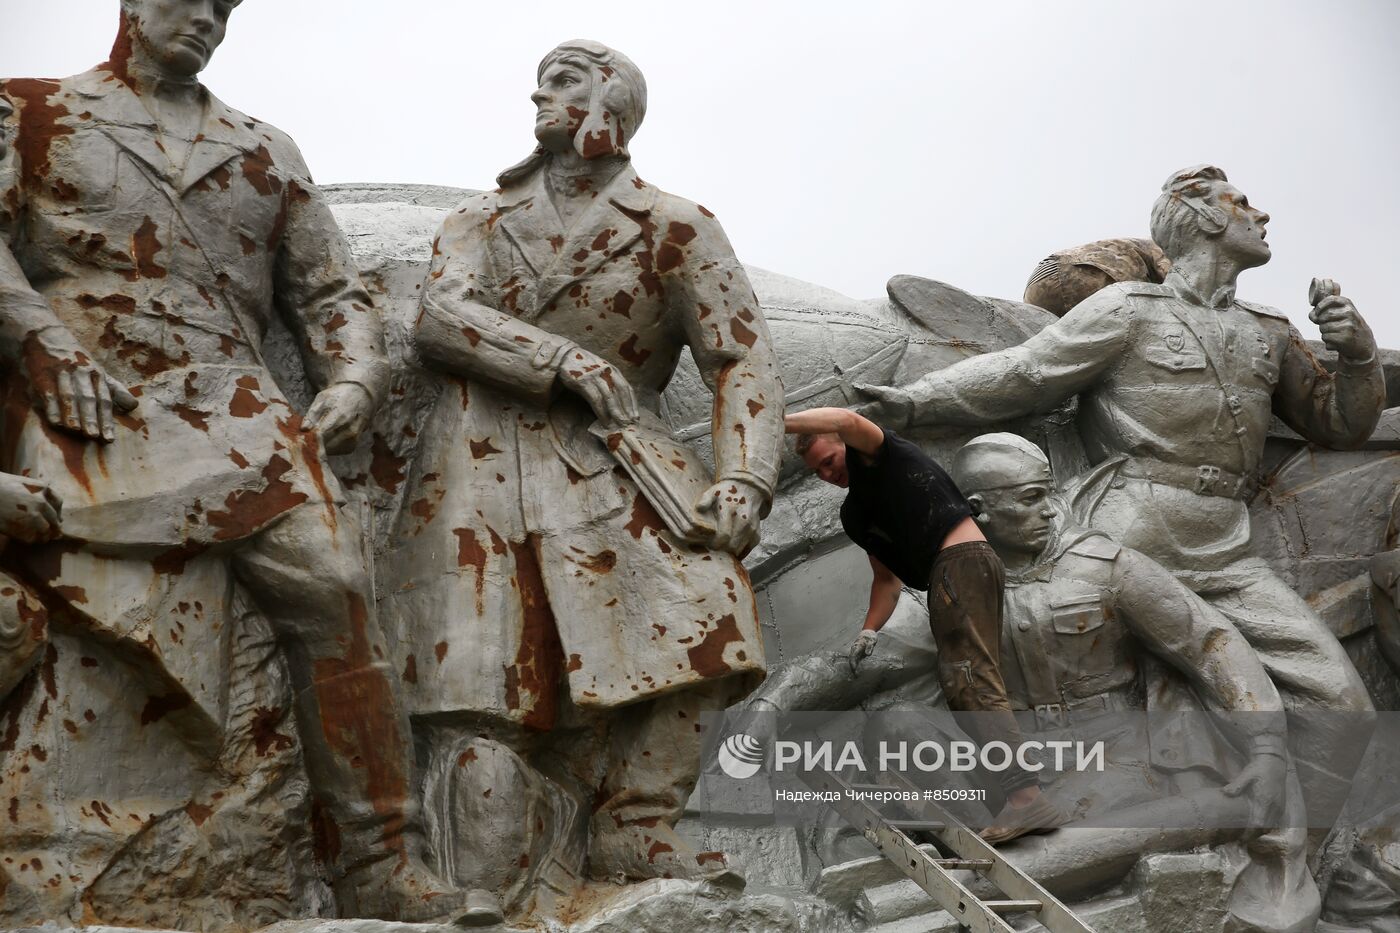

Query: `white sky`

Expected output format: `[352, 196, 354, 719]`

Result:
[7, 1, 1400, 346]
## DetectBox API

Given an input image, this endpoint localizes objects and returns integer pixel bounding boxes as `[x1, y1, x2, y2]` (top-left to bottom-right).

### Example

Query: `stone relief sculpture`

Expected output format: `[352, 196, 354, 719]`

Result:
[860, 165, 1383, 825]
[945, 433, 1311, 933]
[0, 0, 471, 923]
[381, 38, 783, 917]
[0, 10, 1396, 930]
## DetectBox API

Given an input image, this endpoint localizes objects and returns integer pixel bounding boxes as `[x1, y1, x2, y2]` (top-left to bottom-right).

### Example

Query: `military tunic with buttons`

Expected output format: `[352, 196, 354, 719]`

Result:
[999, 522, 1284, 819]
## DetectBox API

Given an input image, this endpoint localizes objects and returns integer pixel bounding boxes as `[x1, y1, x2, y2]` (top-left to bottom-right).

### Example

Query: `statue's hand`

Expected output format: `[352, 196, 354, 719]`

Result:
[697, 478, 764, 555]
[1222, 751, 1287, 828]
[557, 347, 638, 427]
[304, 381, 373, 455]
[0, 473, 61, 543]
[24, 341, 138, 443]
[853, 383, 914, 429]
[1309, 280, 1376, 363]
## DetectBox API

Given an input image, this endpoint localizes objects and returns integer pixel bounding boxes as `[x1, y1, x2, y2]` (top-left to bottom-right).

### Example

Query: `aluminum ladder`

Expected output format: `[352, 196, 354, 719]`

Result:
[800, 768, 1095, 933]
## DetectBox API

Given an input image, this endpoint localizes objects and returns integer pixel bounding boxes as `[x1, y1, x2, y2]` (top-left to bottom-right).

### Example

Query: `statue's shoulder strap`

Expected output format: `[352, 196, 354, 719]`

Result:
[1120, 282, 1176, 299]
[1065, 531, 1122, 562]
[1234, 299, 1289, 321]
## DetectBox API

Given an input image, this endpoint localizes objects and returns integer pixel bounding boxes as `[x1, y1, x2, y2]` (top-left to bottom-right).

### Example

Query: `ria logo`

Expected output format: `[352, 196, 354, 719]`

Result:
[717, 732, 765, 780]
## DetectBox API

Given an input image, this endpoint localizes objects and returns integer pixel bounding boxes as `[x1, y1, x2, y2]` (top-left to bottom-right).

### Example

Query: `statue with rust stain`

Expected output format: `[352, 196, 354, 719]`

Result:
[0, 96, 61, 702]
[859, 165, 1384, 828]
[0, 1, 492, 923]
[385, 39, 783, 911]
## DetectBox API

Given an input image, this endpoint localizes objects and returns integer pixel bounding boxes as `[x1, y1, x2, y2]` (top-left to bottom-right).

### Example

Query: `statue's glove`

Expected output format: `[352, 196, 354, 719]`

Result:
[23, 328, 138, 443]
[305, 381, 374, 455]
[853, 383, 915, 430]
[557, 346, 638, 427]
[848, 629, 879, 675]
[698, 477, 765, 556]
[1310, 279, 1377, 365]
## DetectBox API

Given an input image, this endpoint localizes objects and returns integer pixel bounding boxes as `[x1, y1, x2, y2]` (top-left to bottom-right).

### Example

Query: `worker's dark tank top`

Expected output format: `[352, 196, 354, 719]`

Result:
[839, 430, 972, 590]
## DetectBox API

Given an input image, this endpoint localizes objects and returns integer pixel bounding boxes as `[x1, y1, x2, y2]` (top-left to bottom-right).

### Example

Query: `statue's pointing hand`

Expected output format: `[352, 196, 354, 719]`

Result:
[853, 382, 915, 430]
[25, 341, 138, 443]
[304, 381, 373, 455]
[1309, 278, 1376, 364]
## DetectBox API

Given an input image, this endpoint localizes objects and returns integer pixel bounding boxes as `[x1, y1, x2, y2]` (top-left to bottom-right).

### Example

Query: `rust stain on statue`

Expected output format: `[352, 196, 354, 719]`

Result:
[402, 653, 417, 685]
[369, 433, 407, 494]
[469, 437, 503, 459]
[250, 706, 293, 757]
[618, 333, 650, 367]
[452, 528, 489, 614]
[241, 145, 282, 197]
[206, 455, 309, 541]
[624, 495, 672, 553]
[4, 78, 73, 185]
[686, 614, 742, 677]
[310, 593, 410, 859]
[577, 549, 616, 573]
[229, 374, 268, 418]
[184, 801, 213, 827]
[132, 216, 167, 279]
[502, 537, 563, 731]
[140, 692, 191, 725]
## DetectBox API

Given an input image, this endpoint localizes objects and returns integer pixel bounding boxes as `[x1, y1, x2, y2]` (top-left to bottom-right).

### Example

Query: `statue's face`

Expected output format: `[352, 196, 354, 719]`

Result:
[1213, 182, 1272, 269]
[125, 0, 236, 77]
[532, 60, 591, 153]
[0, 98, 11, 160]
[802, 436, 850, 489]
[974, 481, 1055, 557]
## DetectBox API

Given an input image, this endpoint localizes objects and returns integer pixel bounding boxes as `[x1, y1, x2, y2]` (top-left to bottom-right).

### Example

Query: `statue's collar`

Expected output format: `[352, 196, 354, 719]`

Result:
[1165, 270, 1236, 310]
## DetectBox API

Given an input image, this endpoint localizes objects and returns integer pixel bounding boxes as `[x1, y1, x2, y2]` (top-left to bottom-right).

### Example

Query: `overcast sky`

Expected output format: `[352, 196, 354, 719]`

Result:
[7, 1, 1399, 346]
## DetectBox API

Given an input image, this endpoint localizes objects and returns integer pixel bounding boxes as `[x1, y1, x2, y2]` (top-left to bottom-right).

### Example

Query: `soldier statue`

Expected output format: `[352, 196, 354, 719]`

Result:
[860, 165, 1382, 818]
[386, 39, 783, 896]
[0, 0, 484, 921]
[949, 433, 1315, 933]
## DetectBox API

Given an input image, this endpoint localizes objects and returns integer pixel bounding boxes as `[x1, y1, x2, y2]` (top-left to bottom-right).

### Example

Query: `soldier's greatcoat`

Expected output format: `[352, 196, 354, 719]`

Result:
[388, 163, 783, 728]
[0, 67, 387, 550]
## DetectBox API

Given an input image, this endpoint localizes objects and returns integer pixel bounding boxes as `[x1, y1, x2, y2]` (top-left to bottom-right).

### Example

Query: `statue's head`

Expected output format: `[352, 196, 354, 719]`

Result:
[797, 433, 849, 488]
[950, 434, 1056, 558]
[116, 0, 240, 79]
[531, 40, 647, 160]
[1150, 165, 1271, 271]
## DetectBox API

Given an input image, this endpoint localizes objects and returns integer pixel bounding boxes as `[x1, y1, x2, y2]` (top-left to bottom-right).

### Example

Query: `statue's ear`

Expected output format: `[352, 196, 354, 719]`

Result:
[1197, 204, 1229, 236]
[965, 492, 987, 522]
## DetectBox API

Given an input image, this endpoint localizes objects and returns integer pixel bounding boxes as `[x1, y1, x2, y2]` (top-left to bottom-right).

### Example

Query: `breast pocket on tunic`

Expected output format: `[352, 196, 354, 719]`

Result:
[1142, 330, 1207, 373]
[1050, 593, 1107, 636]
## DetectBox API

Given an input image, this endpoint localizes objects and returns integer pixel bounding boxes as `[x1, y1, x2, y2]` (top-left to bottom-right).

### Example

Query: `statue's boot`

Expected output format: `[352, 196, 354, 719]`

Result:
[294, 665, 502, 924]
[587, 815, 746, 891]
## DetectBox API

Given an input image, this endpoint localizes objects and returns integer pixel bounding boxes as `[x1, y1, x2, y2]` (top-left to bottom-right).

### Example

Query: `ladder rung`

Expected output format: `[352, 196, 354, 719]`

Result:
[886, 819, 946, 832]
[934, 858, 993, 871]
[986, 899, 1043, 914]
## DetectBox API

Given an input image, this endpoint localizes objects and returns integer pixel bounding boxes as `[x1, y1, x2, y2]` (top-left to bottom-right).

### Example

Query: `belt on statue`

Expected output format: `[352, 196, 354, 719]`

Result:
[1022, 690, 1136, 731]
[1118, 456, 1259, 500]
